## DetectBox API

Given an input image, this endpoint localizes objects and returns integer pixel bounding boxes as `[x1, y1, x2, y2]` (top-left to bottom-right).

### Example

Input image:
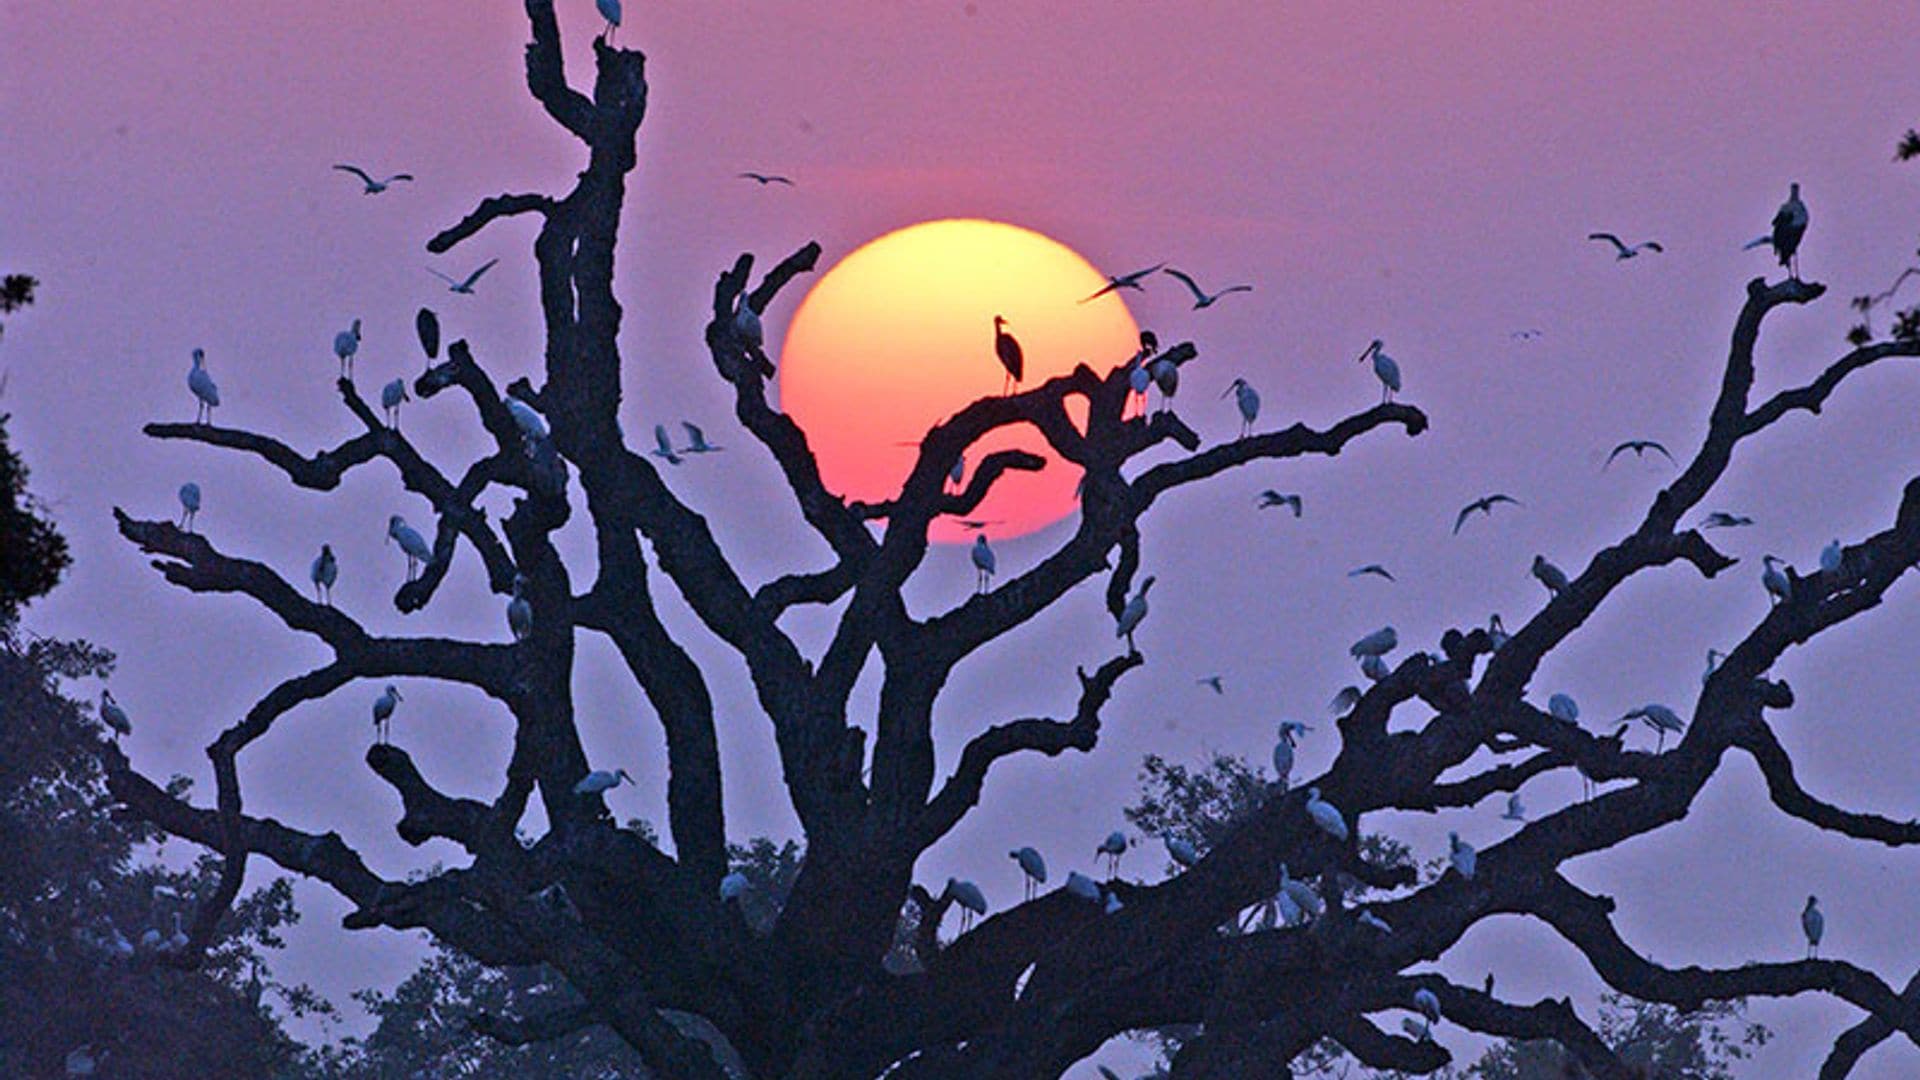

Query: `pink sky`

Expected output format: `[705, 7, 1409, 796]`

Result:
[6, 1, 1920, 1073]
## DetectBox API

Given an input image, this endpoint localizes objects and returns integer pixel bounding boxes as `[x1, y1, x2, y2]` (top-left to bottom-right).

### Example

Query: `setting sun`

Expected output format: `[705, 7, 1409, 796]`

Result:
[778, 219, 1141, 542]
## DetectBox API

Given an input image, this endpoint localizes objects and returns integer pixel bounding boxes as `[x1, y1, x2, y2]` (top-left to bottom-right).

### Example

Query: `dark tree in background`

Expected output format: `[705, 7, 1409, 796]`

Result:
[98, 6, 1920, 1078]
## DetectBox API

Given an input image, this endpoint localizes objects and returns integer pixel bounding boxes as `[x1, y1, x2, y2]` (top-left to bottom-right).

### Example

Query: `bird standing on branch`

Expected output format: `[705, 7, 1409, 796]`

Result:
[187, 348, 220, 424]
[596, 0, 622, 43]
[991, 315, 1024, 395]
[1532, 554, 1569, 595]
[1223, 377, 1260, 436]
[381, 378, 409, 429]
[1759, 182, 1809, 280]
[1010, 846, 1047, 900]
[970, 534, 995, 593]
[177, 482, 202, 532]
[387, 515, 432, 581]
[310, 544, 337, 605]
[99, 690, 131, 738]
[371, 685, 402, 745]
[1357, 339, 1401, 404]
[1115, 575, 1155, 649]
[333, 318, 361, 379]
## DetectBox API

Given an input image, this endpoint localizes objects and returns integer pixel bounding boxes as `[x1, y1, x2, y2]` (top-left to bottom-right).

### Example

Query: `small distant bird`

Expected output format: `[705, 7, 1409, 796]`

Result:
[426, 258, 499, 295]
[1761, 555, 1793, 605]
[1622, 703, 1686, 751]
[970, 534, 995, 593]
[1328, 685, 1363, 716]
[1348, 564, 1396, 583]
[1802, 895, 1824, 958]
[1357, 339, 1401, 403]
[955, 519, 1000, 533]
[1587, 232, 1664, 260]
[1820, 538, 1844, 575]
[1350, 626, 1397, 658]
[1510, 328, 1544, 341]
[736, 171, 793, 186]
[333, 164, 413, 194]
[1223, 377, 1260, 436]
[719, 872, 750, 902]
[1257, 490, 1302, 516]
[99, 690, 131, 738]
[1548, 692, 1579, 723]
[652, 424, 682, 465]
[1162, 267, 1252, 309]
[1532, 554, 1569, 595]
[573, 768, 633, 796]
[1448, 832, 1477, 880]
[1453, 493, 1523, 534]
[387, 515, 433, 581]
[1765, 182, 1810, 279]
[1305, 787, 1348, 841]
[187, 348, 220, 424]
[1502, 792, 1526, 821]
[1081, 262, 1165, 303]
[596, 0, 622, 42]
[1115, 575, 1156, 649]
[371, 685, 402, 744]
[177, 482, 202, 532]
[1010, 846, 1048, 900]
[310, 544, 338, 604]
[333, 318, 362, 379]
[507, 574, 533, 643]
[992, 315, 1024, 395]
[1357, 909, 1393, 934]
[1700, 511, 1754, 529]
[1065, 871, 1104, 902]
[381, 378, 410, 429]
[680, 422, 722, 454]
[1096, 831, 1127, 875]
[1485, 972, 1496, 996]
[1196, 675, 1225, 695]
[943, 877, 989, 929]
[1166, 837, 1200, 869]
[1604, 439, 1676, 469]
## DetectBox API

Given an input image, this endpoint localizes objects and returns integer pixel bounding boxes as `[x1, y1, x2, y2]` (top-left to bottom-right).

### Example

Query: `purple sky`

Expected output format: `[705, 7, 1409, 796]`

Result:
[7, 1, 1920, 1073]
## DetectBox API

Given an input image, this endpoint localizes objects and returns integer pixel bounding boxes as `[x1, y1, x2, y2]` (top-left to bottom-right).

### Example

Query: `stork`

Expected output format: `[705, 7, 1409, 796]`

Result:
[1357, 339, 1400, 403]
[1223, 377, 1260, 436]
[1115, 576, 1155, 649]
[992, 315, 1024, 395]
[187, 348, 219, 424]
[333, 164, 413, 194]
[333, 318, 361, 379]
[310, 544, 337, 605]
[371, 685, 402, 744]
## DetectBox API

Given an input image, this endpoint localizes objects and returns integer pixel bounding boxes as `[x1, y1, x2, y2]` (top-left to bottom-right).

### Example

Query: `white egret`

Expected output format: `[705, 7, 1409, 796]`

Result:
[1349, 626, 1397, 658]
[1305, 787, 1348, 841]
[371, 685, 402, 744]
[574, 768, 634, 796]
[1328, 685, 1363, 716]
[1604, 439, 1676, 469]
[1700, 511, 1754, 529]
[99, 690, 131, 738]
[505, 396, 549, 444]
[1357, 908, 1393, 934]
[1347, 564, 1396, 582]
[177, 482, 202, 532]
[1196, 675, 1225, 695]
[387, 515, 432, 581]
[1802, 895, 1824, 958]
[1622, 703, 1685, 751]
[1010, 847, 1047, 900]
[1166, 837, 1200, 869]
[736, 171, 793, 186]
[1413, 987, 1443, 1024]
[597, 0, 622, 42]
[1586, 232, 1664, 259]
[1257, 490, 1302, 516]
[943, 877, 988, 930]
[1766, 182, 1810, 279]
[333, 318, 361, 379]
[1357, 339, 1401, 404]
[652, 423, 683, 465]
[381, 378, 410, 429]
[1223, 377, 1260, 436]
[1163, 267, 1251, 309]
[1761, 555, 1792, 605]
[426, 258, 500, 295]
[310, 544, 337, 605]
[1502, 793, 1526, 821]
[1277, 865, 1324, 921]
[1453, 493, 1523, 535]
[333, 164, 413, 194]
[719, 872, 750, 902]
[970, 534, 995, 593]
[1548, 693, 1578, 723]
[1486, 614, 1510, 651]
[1115, 576, 1156, 649]
[992, 315, 1024, 395]
[1820, 538, 1844, 575]
[1065, 871, 1103, 903]
[1081, 262, 1166, 303]
[1096, 831, 1127, 875]
[1448, 832, 1478, 880]
[680, 421, 722, 454]
[1360, 653, 1389, 682]
[187, 348, 219, 424]
[507, 574, 533, 643]
[1531, 554, 1569, 595]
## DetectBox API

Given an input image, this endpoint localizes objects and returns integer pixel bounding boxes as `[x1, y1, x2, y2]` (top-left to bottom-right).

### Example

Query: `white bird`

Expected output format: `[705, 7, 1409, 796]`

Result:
[426, 258, 499, 295]
[1010, 846, 1047, 900]
[1587, 232, 1664, 260]
[1360, 653, 1390, 682]
[1096, 831, 1127, 875]
[680, 421, 722, 454]
[65, 1045, 99, 1077]
[1081, 262, 1166, 303]
[1349, 626, 1397, 659]
[1305, 787, 1348, 841]
[992, 315, 1025, 395]
[507, 574, 533, 643]
[1531, 554, 1569, 595]
[387, 515, 432, 581]
[98, 690, 131, 738]
[733, 300, 764, 353]
[573, 768, 634, 796]
[1163, 267, 1252, 309]
[1271, 720, 1311, 791]
[1453, 494, 1524, 535]
[1348, 563, 1396, 583]
[1486, 614, 1509, 651]
[1222, 377, 1260, 437]
[652, 424, 683, 466]
[1328, 685, 1363, 716]
[1700, 511, 1754, 529]
[505, 396, 549, 445]
[1448, 832, 1478, 880]
[310, 544, 337, 604]
[333, 318, 362, 379]
[1604, 439, 1676, 469]
[1257, 490, 1302, 516]
[719, 871, 750, 902]
[1761, 554, 1792, 605]
[1502, 793, 1526, 821]
[1277, 864, 1323, 920]
[371, 685, 402, 744]
[971, 534, 996, 593]
[1622, 703, 1685, 751]
[1273, 889, 1306, 928]
[1165, 837, 1200, 869]
[333, 164, 413, 194]
[1765, 182, 1809, 280]
[736, 171, 793, 186]
[1548, 693, 1579, 723]
[1065, 871, 1103, 903]
[1115, 576, 1156, 649]
[1413, 987, 1443, 1025]
[1820, 538, 1844, 575]
[166, 911, 188, 952]
[1402, 1016, 1435, 1042]
[187, 348, 220, 424]
[1802, 895, 1824, 958]
[943, 877, 989, 930]
[381, 378, 410, 429]
[177, 482, 202, 531]
[1357, 908, 1393, 934]
[597, 0, 622, 42]
[1148, 355, 1180, 413]
[1702, 648, 1722, 686]
[1356, 339, 1401, 404]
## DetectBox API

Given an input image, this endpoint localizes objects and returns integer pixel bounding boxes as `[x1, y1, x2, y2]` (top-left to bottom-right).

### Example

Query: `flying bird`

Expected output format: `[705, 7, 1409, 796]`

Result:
[970, 534, 995, 593]
[679, 421, 722, 454]
[381, 378, 410, 429]
[1348, 564, 1396, 583]
[574, 768, 633, 796]
[1700, 511, 1754, 529]
[1510, 328, 1544, 341]
[736, 171, 794, 186]
[1115, 576, 1156, 649]
[310, 544, 337, 605]
[371, 685, 402, 744]
[1257, 490, 1302, 516]
[1587, 232, 1664, 259]
[333, 318, 361, 379]
[1802, 895, 1824, 958]
[652, 424, 682, 465]
[1604, 439, 1676, 469]
[991, 315, 1024, 395]
[1196, 675, 1224, 695]
[333, 164, 413, 194]
[177, 482, 202, 532]
[1532, 554, 1569, 595]
[1356, 339, 1401, 403]
[1453, 493, 1523, 535]
[98, 690, 131, 738]
[1162, 267, 1252, 309]
[426, 258, 500, 295]
[1223, 377, 1260, 436]
[1081, 262, 1166, 303]
[187, 348, 220, 424]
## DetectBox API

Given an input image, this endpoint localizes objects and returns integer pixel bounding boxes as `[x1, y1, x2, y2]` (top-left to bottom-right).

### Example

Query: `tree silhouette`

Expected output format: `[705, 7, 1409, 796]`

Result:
[99, 5, 1920, 1078]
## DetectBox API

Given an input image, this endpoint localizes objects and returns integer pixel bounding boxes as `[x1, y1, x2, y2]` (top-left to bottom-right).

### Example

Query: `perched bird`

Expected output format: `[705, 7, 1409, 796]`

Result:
[1486, 614, 1510, 651]
[1605, 439, 1676, 469]
[1148, 355, 1181, 412]
[1532, 554, 1570, 595]
[1764, 182, 1810, 279]
[1360, 653, 1390, 682]
[1278, 864, 1324, 919]
[167, 911, 188, 952]
[1127, 363, 1153, 413]
[719, 872, 750, 902]
[187, 348, 220, 424]
[970, 534, 996, 593]
[1485, 972, 1495, 996]
[1009, 846, 1047, 900]
[1257, 490, 1303, 516]
[1223, 377, 1260, 436]
[1272, 720, 1311, 790]
[505, 396, 550, 445]
[732, 299, 764, 357]
[387, 515, 433, 581]
[1096, 831, 1128, 876]
[1448, 832, 1478, 880]
[1081, 262, 1166, 303]
[1357, 908, 1393, 934]
[1065, 871, 1104, 903]
[1196, 675, 1225, 695]
[1453, 493, 1523, 535]
[1413, 987, 1443, 1025]
[507, 574, 533, 643]
[1402, 1017, 1434, 1042]
[177, 482, 202, 532]
[1702, 648, 1722, 685]
[1761, 555, 1793, 605]
[1802, 895, 1824, 958]
[943, 877, 989, 929]
[333, 318, 362, 379]
[737, 171, 794, 186]
[1166, 837, 1200, 869]
[310, 544, 338, 605]
[948, 452, 967, 491]
[1115, 576, 1156, 649]
[1163, 267, 1252, 309]
[1587, 232, 1664, 260]
[1305, 787, 1348, 841]
[680, 422, 722, 454]
[98, 690, 131, 738]
[597, 0, 622, 42]
[1350, 626, 1398, 658]
[1357, 339, 1401, 404]
[1348, 563, 1396, 583]
[1622, 703, 1685, 751]
[1700, 511, 1754, 529]
[992, 315, 1024, 394]
[381, 378, 410, 429]
[1502, 792, 1526, 821]
[371, 685, 402, 744]
[426, 258, 500, 295]
[1328, 685, 1363, 716]
[416, 308, 441, 360]
[1548, 693, 1579, 723]
[333, 164, 413, 193]
[1820, 538, 1844, 575]
[574, 768, 633, 796]
[652, 424, 683, 465]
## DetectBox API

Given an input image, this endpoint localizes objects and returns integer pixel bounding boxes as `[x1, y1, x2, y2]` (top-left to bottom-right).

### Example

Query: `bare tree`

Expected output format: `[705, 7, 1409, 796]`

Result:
[100, 5, 1920, 1077]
